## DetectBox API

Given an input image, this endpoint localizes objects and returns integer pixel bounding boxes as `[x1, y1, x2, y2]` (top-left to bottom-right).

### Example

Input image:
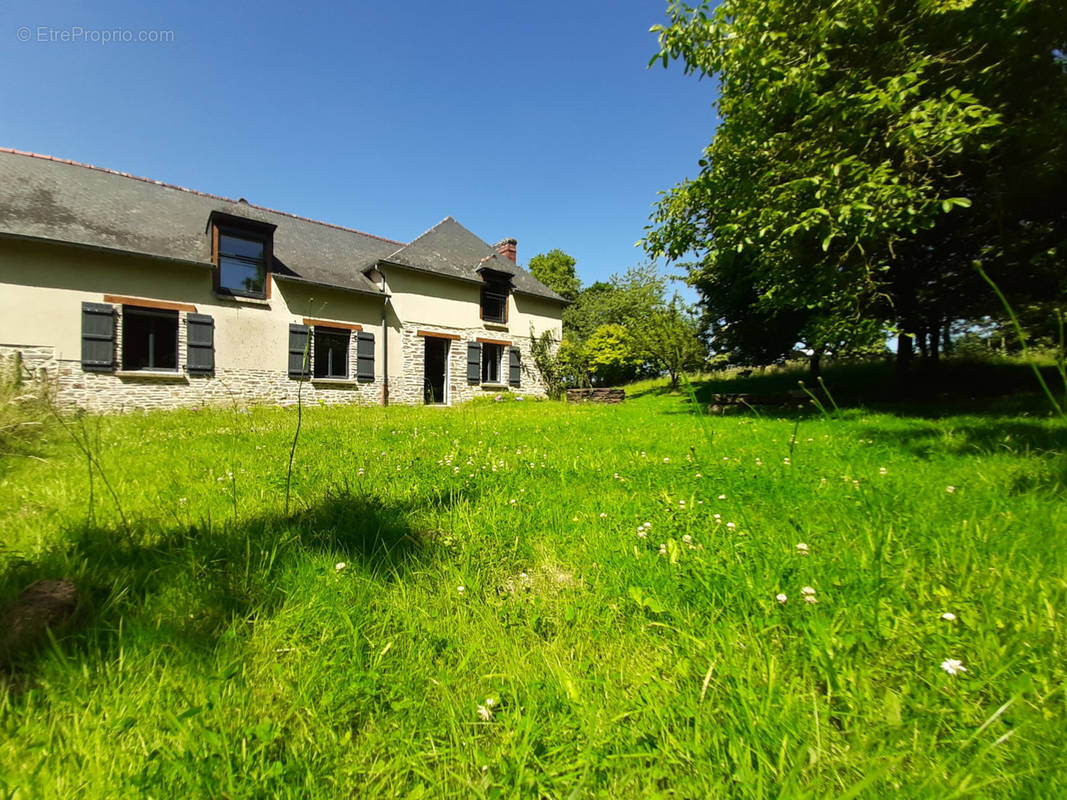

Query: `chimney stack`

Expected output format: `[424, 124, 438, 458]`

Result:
[494, 238, 517, 263]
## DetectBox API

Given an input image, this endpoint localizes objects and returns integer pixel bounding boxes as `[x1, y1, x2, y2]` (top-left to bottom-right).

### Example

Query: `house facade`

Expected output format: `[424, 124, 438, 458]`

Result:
[0, 148, 565, 411]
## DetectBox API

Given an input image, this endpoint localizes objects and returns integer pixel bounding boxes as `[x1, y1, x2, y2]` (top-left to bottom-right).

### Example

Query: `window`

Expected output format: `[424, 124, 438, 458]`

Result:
[122, 306, 178, 371]
[480, 277, 510, 324]
[217, 231, 268, 298]
[481, 342, 503, 383]
[313, 326, 350, 379]
[81, 300, 213, 375]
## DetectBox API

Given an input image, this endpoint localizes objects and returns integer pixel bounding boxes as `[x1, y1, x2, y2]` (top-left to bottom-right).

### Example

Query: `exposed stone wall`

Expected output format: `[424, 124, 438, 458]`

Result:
[1, 321, 552, 412]
[566, 388, 625, 404]
[0, 344, 378, 412]
[0, 344, 60, 405]
[0, 344, 58, 382]
[55, 364, 378, 412]
[390, 324, 548, 406]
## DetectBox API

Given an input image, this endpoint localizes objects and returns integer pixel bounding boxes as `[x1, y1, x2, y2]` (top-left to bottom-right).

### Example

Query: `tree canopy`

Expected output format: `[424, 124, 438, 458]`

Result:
[529, 249, 582, 302]
[526, 251, 706, 389]
[645, 0, 1067, 370]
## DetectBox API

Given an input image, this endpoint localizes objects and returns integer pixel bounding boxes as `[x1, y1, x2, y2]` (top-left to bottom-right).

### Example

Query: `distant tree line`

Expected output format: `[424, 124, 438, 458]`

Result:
[527, 250, 705, 395]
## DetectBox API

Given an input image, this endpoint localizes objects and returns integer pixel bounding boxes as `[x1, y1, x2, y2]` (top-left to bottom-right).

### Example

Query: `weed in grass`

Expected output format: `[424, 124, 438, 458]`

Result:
[975, 261, 1066, 418]
[0, 353, 52, 461]
[49, 406, 130, 536]
[284, 328, 312, 516]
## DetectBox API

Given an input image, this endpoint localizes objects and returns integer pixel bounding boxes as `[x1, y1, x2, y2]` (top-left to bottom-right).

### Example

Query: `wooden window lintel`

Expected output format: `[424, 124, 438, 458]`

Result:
[303, 318, 363, 331]
[417, 330, 461, 341]
[104, 295, 197, 313]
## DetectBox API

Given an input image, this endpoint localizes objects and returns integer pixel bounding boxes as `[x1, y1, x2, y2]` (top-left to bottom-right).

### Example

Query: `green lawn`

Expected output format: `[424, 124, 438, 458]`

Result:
[1, 385, 1065, 798]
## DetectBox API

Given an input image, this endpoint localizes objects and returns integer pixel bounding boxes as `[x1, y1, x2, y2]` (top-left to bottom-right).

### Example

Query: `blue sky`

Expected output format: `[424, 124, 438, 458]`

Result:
[2, 1, 717, 291]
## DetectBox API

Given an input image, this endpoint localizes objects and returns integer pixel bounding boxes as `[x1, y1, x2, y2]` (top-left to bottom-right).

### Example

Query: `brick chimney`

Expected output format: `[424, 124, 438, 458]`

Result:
[493, 238, 517, 263]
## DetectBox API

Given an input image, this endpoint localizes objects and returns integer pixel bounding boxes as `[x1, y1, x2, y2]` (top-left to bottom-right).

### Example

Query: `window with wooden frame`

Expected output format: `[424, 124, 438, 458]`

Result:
[289, 322, 374, 382]
[217, 231, 267, 297]
[481, 342, 503, 383]
[480, 274, 510, 324]
[209, 213, 275, 300]
[80, 298, 213, 375]
[122, 306, 179, 371]
[313, 326, 350, 379]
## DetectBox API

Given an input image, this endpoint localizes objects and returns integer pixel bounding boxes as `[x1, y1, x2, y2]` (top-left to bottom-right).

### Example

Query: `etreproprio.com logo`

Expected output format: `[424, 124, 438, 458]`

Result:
[16, 26, 175, 44]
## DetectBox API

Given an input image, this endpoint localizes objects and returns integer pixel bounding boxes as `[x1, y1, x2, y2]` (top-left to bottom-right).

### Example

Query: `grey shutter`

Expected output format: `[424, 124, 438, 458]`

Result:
[288, 324, 310, 379]
[467, 342, 481, 384]
[356, 331, 375, 382]
[186, 313, 214, 375]
[509, 347, 521, 387]
[81, 302, 115, 372]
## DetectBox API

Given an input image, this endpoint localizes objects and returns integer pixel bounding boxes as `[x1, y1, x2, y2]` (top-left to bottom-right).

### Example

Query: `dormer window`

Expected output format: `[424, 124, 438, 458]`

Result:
[480, 272, 511, 324]
[218, 232, 267, 297]
[209, 211, 276, 301]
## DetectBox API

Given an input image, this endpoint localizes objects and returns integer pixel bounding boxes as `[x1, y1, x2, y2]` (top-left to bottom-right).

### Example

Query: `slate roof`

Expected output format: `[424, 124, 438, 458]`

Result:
[0, 148, 566, 303]
[380, 217, 566, 302]
[0, 148, 401, 296]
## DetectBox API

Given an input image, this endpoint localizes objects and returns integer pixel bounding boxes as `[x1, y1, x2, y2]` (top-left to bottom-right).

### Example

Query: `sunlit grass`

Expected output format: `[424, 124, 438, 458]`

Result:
[1, 384, 1065, 798]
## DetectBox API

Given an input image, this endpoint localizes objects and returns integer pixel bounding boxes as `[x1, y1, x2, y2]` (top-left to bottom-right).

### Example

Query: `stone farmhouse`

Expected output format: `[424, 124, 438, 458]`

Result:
[0, 148, 566, 411]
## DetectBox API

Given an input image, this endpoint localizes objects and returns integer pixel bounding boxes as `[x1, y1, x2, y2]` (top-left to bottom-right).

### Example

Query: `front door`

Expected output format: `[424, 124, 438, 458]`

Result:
[424, 337, 448, 404]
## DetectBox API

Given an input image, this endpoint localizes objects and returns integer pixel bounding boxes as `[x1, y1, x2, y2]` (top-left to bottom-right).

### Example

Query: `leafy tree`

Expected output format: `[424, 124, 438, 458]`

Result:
[584, 324, 642, 386]
[645, 0, 1067, 372]
[528, 249, 581, 302]
[564, 264, 667, 342]
[563, 265, 670, 385]
[533, 258, 706, 388]
[628, 297, 706, 388]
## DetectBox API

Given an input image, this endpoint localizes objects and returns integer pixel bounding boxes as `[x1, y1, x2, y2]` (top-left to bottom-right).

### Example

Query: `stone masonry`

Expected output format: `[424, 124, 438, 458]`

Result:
[388, 324, 547, 406]
[1, 320, 550, 413]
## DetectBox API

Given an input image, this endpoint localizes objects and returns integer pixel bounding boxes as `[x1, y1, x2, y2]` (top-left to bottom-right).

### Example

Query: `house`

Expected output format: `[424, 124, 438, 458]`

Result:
[0, 148, 566, 411]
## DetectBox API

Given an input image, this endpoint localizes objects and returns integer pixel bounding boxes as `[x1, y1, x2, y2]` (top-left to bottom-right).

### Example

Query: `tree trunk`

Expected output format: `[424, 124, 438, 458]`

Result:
[896, 332, 914, 376]
[941, 323, 952, 357]
[929, 323, 940, 362]
[917, 327, 929, 359]
[809, 349, 823, 378]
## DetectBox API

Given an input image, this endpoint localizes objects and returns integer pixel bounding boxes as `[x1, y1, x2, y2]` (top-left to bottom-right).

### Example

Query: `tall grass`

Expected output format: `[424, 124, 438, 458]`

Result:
[1, 387, 1065, 798]
[0, 353, 51, 460]
[975, 262, 1066, 417]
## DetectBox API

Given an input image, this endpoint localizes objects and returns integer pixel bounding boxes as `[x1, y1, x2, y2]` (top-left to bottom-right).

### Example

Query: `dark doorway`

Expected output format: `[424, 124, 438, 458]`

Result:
[424, 337, 448, 404]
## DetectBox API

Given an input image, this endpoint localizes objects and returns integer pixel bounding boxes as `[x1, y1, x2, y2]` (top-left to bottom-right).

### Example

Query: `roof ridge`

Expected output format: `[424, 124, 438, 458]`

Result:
[0, 146, 407, 247]
[401, 215, 457, 247]
[404, 215, 502, 258]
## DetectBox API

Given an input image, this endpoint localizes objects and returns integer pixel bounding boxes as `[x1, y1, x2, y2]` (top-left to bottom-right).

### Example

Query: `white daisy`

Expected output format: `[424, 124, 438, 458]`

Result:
[941, 658, 967, 676]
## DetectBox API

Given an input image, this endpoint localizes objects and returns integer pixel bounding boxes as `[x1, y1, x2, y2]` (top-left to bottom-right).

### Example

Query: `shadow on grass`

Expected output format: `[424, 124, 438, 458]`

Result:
[624, 383, 685, 400]
[857, 418, 1067, 460]
[0, 483, 463, 683]
[677, 360, 1065, 418]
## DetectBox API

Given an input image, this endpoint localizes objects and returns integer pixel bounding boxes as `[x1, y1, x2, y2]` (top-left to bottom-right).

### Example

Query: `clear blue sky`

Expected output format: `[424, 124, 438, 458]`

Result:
[2, 0, 717, 291]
